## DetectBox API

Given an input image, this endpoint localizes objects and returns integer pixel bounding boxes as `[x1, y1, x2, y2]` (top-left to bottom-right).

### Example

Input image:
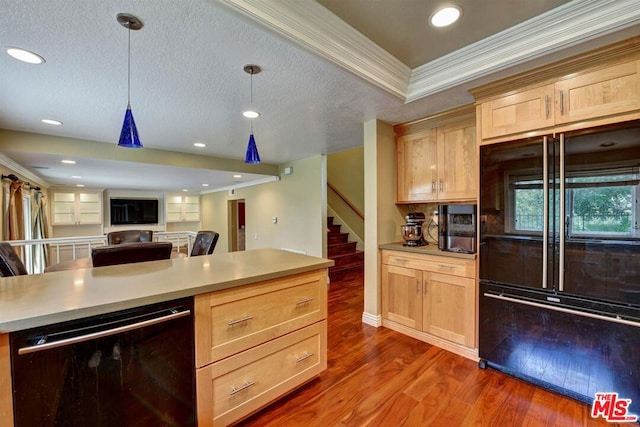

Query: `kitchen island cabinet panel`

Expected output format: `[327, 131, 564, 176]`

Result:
[197, 321, 326, 427]
[194, 270, 327, 367]
[0, 334, 12, 425]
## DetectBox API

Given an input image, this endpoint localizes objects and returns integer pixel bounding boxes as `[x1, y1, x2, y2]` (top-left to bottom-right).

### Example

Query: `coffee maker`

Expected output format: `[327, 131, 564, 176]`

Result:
[401, 212, 427, 246]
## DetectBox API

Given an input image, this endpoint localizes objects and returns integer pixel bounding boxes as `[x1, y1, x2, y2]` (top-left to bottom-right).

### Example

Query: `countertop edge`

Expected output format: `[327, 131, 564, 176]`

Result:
[379, 242, 477, 259]
[0, 249, 334, 333]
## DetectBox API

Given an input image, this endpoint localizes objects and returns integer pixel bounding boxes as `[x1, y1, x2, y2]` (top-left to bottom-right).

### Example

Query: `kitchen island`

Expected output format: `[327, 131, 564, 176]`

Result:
[0, 248, 333, 426]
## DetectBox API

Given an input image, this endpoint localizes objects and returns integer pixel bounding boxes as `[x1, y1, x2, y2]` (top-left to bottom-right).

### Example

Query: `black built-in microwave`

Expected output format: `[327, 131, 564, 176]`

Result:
[438, 204, 477, 253]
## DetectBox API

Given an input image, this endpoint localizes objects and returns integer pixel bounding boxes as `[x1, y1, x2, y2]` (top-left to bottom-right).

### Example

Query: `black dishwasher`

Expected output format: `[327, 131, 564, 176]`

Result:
[10, 297, 196, 427]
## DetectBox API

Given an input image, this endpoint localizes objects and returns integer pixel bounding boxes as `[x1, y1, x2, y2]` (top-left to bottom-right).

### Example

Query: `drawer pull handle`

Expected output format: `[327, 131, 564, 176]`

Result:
[230, 381, 255, 396]
[438, 264, 454, 270]
[295, 297, 314, 306]
[296, 352, 314, 363]
[227, 315, 254, 326]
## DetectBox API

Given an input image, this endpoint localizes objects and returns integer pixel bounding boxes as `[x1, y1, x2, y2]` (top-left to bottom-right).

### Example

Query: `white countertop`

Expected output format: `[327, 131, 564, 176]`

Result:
[0, 249, 333, 333]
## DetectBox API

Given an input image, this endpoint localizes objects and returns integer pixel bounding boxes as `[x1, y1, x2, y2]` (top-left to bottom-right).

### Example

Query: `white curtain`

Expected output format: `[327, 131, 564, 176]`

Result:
[31, 191, 49, 273]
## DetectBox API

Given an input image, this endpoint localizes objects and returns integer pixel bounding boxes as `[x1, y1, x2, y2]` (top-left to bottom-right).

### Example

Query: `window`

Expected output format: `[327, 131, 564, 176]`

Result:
[508, 167, 638, 238]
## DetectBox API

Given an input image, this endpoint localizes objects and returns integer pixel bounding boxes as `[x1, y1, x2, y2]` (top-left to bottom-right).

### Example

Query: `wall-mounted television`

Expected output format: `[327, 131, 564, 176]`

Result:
[110, 198, 159, 225]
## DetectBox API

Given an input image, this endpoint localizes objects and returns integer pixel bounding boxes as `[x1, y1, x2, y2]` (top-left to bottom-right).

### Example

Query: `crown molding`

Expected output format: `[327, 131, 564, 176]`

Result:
[0, 153, 50, 189]
[216, 0, 411, 100]
[216, 0, 640, 105]
[406, 0, 640, 102]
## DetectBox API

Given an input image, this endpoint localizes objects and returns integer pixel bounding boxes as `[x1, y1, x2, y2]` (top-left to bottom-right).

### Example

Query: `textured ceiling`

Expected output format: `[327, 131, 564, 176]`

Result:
[0, 0, 639, 192]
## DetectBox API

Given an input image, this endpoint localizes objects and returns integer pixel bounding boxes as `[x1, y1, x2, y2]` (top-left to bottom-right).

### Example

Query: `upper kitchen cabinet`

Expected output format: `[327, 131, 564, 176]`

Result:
[52, 190, 102, 225]
[480, 84, 555, 139]
[395, 105, 477, 203]
[165, 194, 200, 223]
[554, 60, 640, 124]
[472, 37, 640, 143]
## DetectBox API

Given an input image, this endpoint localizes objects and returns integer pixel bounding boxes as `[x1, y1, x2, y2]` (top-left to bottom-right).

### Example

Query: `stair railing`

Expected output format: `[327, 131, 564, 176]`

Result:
[327, 182, 364, 220]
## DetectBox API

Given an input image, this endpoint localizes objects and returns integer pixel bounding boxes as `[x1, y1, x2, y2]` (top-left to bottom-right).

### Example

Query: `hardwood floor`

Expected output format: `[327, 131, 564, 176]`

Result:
[239, 271, 634, 427]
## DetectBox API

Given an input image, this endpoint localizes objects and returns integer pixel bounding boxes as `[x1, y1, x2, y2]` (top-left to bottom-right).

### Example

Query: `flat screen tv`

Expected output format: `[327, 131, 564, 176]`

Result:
[110, 198, 159, 225]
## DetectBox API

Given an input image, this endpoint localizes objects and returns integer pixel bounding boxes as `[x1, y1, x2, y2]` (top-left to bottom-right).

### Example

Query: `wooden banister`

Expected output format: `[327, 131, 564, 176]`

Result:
[327, 182, 364, 220]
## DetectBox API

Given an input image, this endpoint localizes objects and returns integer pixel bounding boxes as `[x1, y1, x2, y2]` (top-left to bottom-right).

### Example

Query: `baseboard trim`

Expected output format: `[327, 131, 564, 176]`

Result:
[382, 319, 479, 361]
[362, 312, 382, 327]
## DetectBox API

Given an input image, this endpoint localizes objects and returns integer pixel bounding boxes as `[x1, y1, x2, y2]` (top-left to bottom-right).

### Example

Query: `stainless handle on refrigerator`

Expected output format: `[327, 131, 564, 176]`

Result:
[18, 309, 191, 355]
[559, 134, 566, 292]
[483, 292, 640, 328]
[542, 136, 549, 289]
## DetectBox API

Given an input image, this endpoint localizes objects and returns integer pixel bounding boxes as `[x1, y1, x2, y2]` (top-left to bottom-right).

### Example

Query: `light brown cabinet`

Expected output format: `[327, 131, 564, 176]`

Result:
[479, 59, 640, 140]
[381, 250, 476, 356]
[194, 269, 328, 426]
[480, 84, 555, 139]
[554, 60, 640, 124]
[396, 116, 476, 203]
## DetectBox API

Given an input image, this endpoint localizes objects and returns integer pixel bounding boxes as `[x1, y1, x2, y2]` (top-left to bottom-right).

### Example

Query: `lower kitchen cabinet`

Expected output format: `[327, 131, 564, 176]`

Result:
[381, 249, 477, 359]
[194, 269, 328, 426]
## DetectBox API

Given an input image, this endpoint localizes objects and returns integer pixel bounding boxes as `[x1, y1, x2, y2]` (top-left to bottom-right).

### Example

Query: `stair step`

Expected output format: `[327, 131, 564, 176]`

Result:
[327, 216, 335, 226]
[328, 233, 349, 244]
[328, 241, 357, 257]
[329, 262, 364, 282]
[331, 250, 364, 267]
[327, 224, 342, 234]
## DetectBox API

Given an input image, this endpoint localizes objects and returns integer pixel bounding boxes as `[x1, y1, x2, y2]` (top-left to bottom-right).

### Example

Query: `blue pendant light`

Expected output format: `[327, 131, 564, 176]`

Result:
[243, 65, 262, 164]
[116, 14, 144, 148]
[245, 133, 261, 164]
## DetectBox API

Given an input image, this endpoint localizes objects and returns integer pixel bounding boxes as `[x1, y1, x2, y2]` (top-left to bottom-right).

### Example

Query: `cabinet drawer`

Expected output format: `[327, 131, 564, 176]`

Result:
[382, 250, 475, 278]
[195, 270, 328, 367]
[196, 321, 327, 427]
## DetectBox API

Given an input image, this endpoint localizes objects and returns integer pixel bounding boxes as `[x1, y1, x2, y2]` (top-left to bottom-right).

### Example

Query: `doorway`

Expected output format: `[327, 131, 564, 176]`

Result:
[228, 199, 245, 252]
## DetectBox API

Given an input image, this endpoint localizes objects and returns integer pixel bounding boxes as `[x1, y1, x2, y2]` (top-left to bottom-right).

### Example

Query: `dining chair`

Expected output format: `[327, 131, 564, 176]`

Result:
[190, 231, 219, 257]
[91, 242, 173, 267]
[107, 230, 154, 245]
[0, 242, 28, 277]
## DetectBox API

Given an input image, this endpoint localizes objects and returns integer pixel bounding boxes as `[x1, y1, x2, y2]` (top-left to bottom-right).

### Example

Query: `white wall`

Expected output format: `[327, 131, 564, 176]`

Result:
[201, 155, 326, 258]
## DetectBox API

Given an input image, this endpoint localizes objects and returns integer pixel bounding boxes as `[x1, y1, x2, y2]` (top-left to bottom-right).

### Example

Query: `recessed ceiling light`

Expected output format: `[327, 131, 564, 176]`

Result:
[41, 119, 62, 126]
[182, 189, 188, 192]
[193, 142, 206, 148]
[242, 110, 260, 119]
[233, 174, 242, 179]
[76, 184, 85, 187]
[61, 159, 76, 164]
[430, 6, 462, 27]
[71, 175, 82, 179]
[6, 47, 45, 64]
[202, 183, 209, 187]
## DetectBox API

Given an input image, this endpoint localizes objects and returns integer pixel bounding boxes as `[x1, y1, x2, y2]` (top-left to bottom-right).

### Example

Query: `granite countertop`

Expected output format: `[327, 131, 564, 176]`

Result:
[379, 242, 477, 260]
[0, 248, 333, 333]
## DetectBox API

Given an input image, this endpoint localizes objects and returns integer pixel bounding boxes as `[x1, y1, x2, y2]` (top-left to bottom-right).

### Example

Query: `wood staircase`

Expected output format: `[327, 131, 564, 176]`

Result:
[327, 216, 364, 282]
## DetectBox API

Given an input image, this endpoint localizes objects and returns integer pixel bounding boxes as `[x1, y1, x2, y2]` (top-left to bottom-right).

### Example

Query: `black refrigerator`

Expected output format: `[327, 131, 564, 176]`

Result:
[479, 120, 640, 413]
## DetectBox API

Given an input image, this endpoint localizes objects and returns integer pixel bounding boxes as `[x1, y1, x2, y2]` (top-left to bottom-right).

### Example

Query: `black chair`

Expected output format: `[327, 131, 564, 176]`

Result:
[91, 242, 173, 267]
[107, 230, 154, 245]
[0, 242, 28, 277]
[190, 231, 219, 257]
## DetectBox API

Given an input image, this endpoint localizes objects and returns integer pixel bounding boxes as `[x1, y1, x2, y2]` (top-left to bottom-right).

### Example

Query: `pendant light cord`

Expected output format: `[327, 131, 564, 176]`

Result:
[127, 25, 131, 106]
[249, 70, 254, 134]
